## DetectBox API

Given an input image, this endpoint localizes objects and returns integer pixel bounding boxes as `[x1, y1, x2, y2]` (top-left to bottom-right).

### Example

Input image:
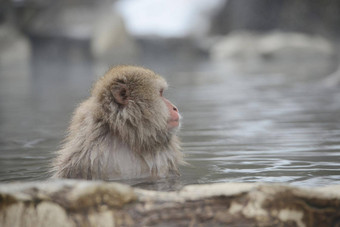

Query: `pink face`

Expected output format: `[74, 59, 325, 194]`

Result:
[160, 89, 180, 129]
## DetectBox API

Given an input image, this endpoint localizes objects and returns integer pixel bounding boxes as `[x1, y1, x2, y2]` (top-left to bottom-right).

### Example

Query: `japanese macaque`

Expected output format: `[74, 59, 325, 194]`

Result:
[51, 65, 184, 180]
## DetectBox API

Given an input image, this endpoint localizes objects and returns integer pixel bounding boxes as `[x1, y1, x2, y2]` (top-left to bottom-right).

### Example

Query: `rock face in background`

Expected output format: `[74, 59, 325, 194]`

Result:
[325, 66, 340, 86]
[210, 31, 337, 78]
[90, 10, 138, 62]
[207, 0, 340, 81]
[1, 180, 340, 227]
[210, 0, 340, 37]
[10, 0, 138, 62]
[0, 24, 31, 68]
[2, 0, 340, 77]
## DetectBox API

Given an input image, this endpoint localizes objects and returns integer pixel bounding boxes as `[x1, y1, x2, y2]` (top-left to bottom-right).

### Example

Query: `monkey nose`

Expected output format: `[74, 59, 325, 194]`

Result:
[173, 106, 178, 112]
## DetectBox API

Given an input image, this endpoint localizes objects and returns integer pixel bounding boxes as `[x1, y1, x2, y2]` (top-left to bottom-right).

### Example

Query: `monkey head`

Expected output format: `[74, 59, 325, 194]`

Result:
[91, 65, 180, 153]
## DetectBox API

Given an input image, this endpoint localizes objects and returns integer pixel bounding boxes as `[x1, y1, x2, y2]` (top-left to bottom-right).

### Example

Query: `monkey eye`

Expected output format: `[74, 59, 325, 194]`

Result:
[160, 89, 164, 96]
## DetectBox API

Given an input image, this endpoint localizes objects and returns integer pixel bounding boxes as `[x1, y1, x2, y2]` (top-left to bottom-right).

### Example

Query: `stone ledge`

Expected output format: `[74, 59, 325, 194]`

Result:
[1, 180, 340, 226]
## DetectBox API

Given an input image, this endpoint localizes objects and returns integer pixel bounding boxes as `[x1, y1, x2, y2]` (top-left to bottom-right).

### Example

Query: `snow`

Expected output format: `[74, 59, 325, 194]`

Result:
[115, 0, 225, 38]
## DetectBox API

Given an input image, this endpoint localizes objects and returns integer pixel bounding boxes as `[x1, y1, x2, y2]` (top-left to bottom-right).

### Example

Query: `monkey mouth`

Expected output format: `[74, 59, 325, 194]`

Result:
[174, 113, 182, 122]
[168, 113, 181, 128]
[168, 119, 179, 124]
[168, 119, 180, 128]
[169, 117, 180, 123]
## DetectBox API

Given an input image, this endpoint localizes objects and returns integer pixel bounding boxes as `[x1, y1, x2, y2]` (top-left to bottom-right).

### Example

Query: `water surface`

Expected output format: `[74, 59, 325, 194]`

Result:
[1, 59, 340, 190]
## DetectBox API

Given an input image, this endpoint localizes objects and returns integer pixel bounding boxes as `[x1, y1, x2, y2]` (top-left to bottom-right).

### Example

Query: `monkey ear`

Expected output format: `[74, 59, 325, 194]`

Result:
[112, 83, 129, 106]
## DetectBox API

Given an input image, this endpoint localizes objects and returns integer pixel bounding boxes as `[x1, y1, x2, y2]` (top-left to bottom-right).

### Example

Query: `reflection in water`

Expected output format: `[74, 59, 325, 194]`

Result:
[0, 58, 340, 190]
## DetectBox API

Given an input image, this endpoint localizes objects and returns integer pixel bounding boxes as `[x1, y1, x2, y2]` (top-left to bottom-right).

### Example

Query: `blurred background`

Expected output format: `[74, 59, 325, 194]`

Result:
[1, 0, 340, 189]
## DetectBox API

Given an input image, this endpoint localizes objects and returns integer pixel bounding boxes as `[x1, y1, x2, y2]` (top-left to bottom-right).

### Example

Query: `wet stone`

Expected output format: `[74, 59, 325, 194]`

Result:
[1, 180, 340, 226]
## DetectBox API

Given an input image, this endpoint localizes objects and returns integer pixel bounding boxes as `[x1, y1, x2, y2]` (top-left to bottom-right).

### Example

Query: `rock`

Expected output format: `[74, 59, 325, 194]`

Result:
[26, 2, 138, 62]
[209, 0, 340, 37]
[210, 31, 337, 78]
[1, 180, 340, 226]
[324, 65, 340, 86]
[90, 7, 139, 62]
[0, 24, 31, 68]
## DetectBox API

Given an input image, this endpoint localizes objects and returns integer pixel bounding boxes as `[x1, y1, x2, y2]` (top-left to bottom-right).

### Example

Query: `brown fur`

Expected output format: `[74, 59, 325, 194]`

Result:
[51, 65, 184, 180]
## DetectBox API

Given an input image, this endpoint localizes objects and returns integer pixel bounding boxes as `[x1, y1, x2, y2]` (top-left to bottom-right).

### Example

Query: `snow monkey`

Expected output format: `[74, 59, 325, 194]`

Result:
[52, 65, 184, 180]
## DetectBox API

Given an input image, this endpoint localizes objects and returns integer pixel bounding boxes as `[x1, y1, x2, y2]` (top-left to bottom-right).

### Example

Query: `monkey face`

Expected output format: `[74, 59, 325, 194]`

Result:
[92, 65, 180, 137]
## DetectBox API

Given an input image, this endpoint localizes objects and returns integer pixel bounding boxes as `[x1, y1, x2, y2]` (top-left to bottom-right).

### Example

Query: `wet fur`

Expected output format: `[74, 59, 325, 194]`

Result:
[51, 65, 184, 180]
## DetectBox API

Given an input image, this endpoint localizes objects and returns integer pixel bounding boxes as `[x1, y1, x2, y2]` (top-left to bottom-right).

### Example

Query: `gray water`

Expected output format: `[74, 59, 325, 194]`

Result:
[1, 59, 340, 190]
